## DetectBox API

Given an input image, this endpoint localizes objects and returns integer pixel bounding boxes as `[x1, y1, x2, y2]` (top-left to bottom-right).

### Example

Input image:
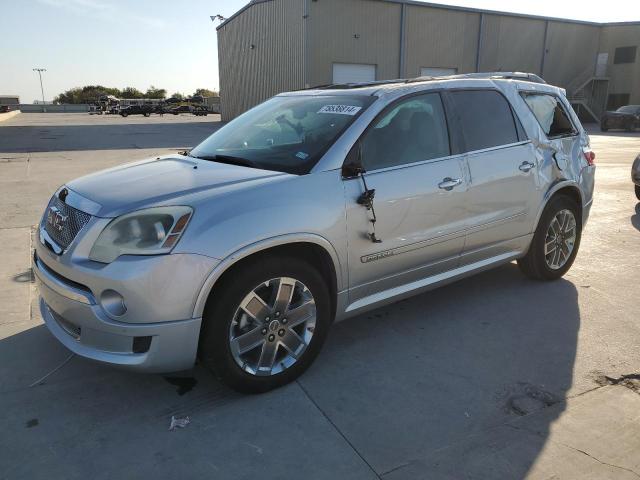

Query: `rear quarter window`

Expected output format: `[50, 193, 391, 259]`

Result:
[521, 93, 577, 139]
[448, 90, 520, 152]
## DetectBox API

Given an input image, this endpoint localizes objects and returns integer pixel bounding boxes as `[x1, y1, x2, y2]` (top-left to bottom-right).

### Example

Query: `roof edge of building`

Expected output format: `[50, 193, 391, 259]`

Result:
[217, 0, 640, 31]
[217, 0, 272, 30]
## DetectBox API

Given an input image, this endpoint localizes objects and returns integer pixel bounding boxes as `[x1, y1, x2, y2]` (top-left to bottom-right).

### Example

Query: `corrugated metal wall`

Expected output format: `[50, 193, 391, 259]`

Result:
[599, 25, 640, 104]
[542, 21, 601, 87]
[218, 0, 640, 119]
[217, 0, 304, 121]
[403, 5, 479, 77]
[479, 15, 546, 74]
[307, 0, 402, 85]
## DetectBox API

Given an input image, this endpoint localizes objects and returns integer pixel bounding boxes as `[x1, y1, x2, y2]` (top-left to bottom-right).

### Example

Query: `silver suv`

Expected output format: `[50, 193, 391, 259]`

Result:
[34, 73, 596, 392]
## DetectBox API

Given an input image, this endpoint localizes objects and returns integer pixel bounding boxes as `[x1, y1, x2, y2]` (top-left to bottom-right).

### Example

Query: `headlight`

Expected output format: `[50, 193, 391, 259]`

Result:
[89, 206, 193, 263]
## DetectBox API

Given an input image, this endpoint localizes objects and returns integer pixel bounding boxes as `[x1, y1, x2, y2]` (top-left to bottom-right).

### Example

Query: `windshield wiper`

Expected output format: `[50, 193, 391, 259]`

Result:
[189, 154, 259, 169]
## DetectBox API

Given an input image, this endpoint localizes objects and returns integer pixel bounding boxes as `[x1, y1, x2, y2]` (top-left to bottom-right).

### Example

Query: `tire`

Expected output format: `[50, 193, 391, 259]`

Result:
[144, 112, 150, 117]
[635, 185, 640, 201]
[121, 112, 128, 117]
[600, 124, 608, 132]
[199, 255, 332, 393]
[626, 121, 635, 132]
[518, 195, 582, 281]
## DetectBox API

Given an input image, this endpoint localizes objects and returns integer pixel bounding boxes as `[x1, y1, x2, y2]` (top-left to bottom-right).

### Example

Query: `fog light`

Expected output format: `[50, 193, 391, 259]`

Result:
[100, 289, 127, 317]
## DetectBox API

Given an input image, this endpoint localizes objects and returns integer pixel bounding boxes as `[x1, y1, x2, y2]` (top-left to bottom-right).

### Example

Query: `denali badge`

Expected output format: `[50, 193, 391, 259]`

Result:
[46, 206, 67, 232]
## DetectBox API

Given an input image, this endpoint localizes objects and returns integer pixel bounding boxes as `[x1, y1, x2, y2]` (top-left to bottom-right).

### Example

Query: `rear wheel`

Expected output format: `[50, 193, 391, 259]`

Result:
[199, 256, 331, 393]
[518, 195, 581, 281]
[635, 185, 640, 201]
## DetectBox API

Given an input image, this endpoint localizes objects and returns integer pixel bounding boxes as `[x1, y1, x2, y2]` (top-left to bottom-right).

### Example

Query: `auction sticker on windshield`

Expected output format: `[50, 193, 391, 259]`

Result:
[318, 105, 362, 115]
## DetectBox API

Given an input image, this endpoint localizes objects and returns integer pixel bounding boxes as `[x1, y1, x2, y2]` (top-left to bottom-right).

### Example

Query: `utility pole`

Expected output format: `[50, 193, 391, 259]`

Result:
[33, 68, 47, 105]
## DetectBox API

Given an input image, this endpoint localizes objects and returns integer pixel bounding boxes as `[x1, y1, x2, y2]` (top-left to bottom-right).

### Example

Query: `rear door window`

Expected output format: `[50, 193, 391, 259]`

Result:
[521, 93, 577, 139]
[448, 90, 519, 152]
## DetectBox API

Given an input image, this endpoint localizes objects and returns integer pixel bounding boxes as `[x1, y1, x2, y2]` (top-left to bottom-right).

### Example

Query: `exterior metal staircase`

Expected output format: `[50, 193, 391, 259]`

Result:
[566, 66, 609, 123]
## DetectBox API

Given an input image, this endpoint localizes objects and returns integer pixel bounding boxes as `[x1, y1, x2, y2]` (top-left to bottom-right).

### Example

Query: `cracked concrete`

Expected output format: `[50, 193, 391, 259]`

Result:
[1, 115, 639, 479]
[594, 373, 640, 394]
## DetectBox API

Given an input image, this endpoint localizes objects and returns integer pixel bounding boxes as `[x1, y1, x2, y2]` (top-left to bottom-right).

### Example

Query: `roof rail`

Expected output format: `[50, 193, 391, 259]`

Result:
[305, 72, 546, 92]
[408, 72, 547, 84]
[313, 79, 407, 90]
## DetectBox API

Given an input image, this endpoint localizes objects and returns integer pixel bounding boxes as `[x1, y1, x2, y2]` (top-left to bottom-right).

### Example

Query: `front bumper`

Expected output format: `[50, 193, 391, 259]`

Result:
[34, 252, 204, 372]
[34, 229, 219, 372]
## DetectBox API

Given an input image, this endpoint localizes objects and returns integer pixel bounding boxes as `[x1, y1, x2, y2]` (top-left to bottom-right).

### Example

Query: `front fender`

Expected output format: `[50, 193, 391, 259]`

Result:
[191, 233, 344, 319]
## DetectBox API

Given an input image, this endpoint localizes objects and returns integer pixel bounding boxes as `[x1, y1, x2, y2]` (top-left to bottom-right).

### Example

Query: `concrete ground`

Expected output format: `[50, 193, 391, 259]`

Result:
[1, 113, 639, 480]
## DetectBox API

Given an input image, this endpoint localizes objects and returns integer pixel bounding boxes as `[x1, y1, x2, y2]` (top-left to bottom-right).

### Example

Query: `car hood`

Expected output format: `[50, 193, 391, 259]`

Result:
[66, 155, 289, 217]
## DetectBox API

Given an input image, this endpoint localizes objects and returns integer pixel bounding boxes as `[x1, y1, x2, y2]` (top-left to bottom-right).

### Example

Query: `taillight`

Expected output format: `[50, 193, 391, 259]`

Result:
[583, 150, 596, 166]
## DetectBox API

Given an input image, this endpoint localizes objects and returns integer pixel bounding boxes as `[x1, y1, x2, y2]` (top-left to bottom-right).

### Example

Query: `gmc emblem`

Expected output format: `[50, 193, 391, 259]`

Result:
[47, 206, 67, 232]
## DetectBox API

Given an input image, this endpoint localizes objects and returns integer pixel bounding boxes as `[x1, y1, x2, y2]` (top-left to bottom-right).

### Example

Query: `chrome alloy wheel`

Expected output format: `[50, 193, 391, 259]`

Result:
[229, 277, 317, 376]
[544, 209, 577, 270]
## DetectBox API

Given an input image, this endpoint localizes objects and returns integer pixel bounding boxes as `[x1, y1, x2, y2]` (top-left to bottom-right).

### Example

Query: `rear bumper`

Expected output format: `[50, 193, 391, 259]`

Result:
[34, 252, 203, 373]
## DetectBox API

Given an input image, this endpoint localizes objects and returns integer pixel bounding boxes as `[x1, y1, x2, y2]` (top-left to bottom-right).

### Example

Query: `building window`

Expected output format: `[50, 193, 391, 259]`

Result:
[607, 93, 631, 110]
[613, 46, 637, 64]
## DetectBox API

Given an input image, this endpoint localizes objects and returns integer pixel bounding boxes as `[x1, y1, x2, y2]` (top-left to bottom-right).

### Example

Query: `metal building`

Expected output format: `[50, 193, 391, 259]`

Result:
[217, 0, 640, 121]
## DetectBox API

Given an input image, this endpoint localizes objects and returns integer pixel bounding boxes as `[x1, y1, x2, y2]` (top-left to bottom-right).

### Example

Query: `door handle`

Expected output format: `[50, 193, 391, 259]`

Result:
[519, 161, 535, 172]
[438, 177, 463, 191]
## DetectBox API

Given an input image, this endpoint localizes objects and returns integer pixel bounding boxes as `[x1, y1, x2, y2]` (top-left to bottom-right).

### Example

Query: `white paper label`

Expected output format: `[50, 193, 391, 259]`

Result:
[317, 105, 362, 115]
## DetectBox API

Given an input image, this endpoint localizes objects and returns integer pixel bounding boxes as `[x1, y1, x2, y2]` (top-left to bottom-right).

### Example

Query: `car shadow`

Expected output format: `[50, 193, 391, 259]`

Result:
[0, 121, 224, 153]
[301, 262, 580, 477]
[632, 203, 640, 231]
[0, 263, 579, 479]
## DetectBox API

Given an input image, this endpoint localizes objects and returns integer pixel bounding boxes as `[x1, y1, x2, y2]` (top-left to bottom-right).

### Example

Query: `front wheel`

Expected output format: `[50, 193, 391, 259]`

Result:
[518, 195, 582, 281]
[199, 256, 331, 393]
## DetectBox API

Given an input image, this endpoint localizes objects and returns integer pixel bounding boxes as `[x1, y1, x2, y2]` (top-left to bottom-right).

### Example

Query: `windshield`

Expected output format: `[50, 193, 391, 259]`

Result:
[616, 105, 640, 114]
[190, 95, 374, 174]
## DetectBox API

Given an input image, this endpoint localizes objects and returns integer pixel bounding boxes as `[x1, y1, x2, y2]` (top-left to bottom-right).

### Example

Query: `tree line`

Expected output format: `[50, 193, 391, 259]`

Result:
[54, 86, 219, 104]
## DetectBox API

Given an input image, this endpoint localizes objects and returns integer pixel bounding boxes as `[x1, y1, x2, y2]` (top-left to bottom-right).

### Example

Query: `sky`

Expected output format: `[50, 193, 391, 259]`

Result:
[2, 0, 640, 104]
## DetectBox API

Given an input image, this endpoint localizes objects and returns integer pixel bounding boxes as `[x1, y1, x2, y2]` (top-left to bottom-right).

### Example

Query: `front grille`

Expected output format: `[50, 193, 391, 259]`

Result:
[44, 195, 92, 250]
